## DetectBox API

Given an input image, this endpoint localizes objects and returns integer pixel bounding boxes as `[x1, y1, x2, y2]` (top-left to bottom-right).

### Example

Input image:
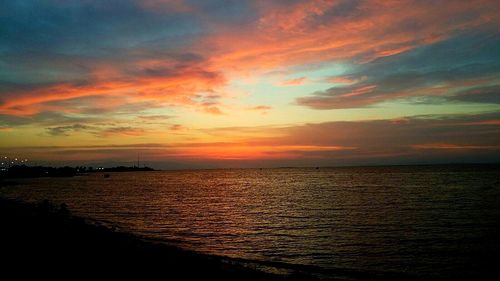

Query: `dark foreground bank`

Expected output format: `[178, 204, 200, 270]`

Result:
[0, 197, 317, 280]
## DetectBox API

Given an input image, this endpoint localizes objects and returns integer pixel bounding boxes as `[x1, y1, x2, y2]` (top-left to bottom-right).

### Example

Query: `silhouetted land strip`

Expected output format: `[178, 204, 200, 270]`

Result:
[0, 197, 318, 280]
[1, 165, 155, 179]
[98, 165, 155, 172]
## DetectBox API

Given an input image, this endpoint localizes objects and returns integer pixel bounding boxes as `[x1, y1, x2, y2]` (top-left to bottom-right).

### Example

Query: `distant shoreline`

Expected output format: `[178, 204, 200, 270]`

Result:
[151, 162, 500, 172]
[2, 163, 499, 180]
[145, 162, 500, 172]
[0, 165, 156, 179]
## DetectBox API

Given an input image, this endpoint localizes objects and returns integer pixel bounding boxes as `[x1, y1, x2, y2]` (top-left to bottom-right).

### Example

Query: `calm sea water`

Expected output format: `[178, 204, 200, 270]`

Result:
[2, 166, 500, 279]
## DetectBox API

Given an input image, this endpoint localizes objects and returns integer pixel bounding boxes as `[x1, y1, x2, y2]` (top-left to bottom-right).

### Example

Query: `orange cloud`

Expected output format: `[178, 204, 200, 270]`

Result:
[204, 0, 500, 72]
[169, 124, 187, 131]
[361, 45, 415, 63]
[156, 144, 355, 160]
[280, 77, 307, 86]
[2, 0, 499, 119]
[340, 85, 377, 98]
[0, 63, 226, 116]
[202, 106, 224, 115]
[325, 76, 366, 85]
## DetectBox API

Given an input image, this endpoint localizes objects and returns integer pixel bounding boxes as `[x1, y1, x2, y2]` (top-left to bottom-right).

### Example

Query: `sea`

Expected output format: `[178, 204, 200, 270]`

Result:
[1, 165, 500, 280]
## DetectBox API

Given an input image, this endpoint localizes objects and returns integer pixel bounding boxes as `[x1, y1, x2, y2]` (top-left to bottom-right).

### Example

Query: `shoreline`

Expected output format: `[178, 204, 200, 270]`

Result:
[0, 179, 399, 281]
[0, 196, 320, 280]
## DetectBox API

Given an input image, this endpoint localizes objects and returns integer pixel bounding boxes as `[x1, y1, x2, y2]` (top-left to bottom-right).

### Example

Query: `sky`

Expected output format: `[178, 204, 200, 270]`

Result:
[1, 0, 500, 168]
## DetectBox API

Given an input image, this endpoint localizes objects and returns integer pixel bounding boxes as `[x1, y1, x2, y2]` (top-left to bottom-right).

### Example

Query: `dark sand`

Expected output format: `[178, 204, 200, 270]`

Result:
[0, 197, 318, 280]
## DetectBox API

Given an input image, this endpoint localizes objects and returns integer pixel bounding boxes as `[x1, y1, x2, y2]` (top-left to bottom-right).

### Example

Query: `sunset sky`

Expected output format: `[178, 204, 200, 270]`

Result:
[1, 0, 500, 168]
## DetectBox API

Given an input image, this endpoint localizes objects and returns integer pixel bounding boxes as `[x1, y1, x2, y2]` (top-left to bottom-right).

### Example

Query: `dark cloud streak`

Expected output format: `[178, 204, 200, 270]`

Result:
[297, 31, 500, 109]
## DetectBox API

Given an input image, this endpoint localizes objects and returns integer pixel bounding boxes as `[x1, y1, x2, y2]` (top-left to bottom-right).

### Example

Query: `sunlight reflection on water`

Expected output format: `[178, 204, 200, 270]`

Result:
[2, 166, 500, 279]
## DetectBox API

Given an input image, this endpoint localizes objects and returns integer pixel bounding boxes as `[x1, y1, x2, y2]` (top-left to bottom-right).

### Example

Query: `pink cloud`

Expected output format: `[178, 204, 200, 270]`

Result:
[280, 77, 307, 86]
